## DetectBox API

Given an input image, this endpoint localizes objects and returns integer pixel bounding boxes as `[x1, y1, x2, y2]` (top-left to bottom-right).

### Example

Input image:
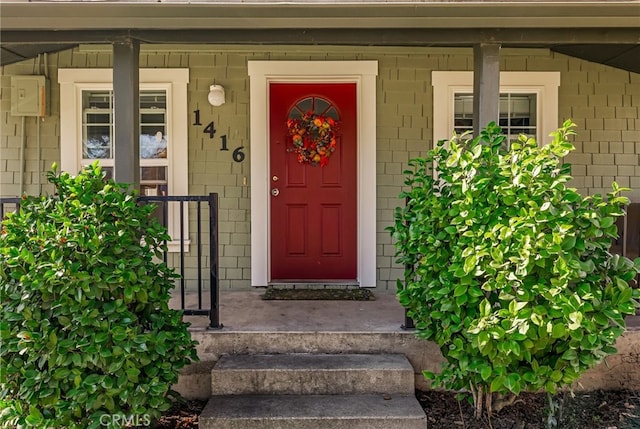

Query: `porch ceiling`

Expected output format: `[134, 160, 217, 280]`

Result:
[1, 1, 638, 72]
[1, 43, 77, 66]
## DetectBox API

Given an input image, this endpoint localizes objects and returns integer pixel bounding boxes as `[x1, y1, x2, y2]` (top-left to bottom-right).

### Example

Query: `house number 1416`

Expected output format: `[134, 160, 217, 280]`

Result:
[193, 109, 245, 163]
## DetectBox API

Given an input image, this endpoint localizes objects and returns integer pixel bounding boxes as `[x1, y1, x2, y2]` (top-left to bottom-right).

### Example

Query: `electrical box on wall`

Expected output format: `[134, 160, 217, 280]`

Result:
[11, 75, 50, 117]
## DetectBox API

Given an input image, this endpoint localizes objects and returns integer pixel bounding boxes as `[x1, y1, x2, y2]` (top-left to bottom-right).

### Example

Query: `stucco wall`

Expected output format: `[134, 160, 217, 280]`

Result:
[1, 46, 638, 290]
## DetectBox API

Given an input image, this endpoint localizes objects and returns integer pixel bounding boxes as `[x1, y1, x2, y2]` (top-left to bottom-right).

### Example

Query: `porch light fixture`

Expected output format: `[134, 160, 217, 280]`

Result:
[207, 84, 225, 107]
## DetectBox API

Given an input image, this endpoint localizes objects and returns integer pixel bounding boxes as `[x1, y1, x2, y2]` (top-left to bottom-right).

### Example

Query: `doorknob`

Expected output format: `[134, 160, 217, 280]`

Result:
[271, 188, 280, 197]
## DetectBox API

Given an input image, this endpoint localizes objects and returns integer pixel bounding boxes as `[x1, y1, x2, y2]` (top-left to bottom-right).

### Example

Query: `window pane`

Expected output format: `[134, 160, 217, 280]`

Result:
[297, 97, 313, 115]
[141, 166, 168, 226]
[288, 96, 340, 121]
[140, 91, 166, 109]
[314, 98, 330, 115]
[141, 164, 167, 198]
[140, 91, 167, 159]
[453, 93, 473, 135]
[453, 93, 537, 142]
[84, 90, 111, 109]
[501, 93, 537, 141]
[141, 113, 165, 124]
[86, 113, 110, 124]
[82, 90, 169, 160]
[82, 90, 113, 159]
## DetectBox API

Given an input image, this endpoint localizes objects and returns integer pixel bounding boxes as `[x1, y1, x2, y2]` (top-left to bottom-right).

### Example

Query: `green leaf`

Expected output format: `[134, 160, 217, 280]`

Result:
[444, 226, 457, 234]
[48, 331, 57, 348]
[567, 312, 583, 331]
[490, 375, 505, 392]
[463, 254, 477, 275]
[504, 374, 522, 395]
[551, 324, 566, 339]
[550, 370, 563, 382]
[562, 349, 577, 361]
[480, 299, 492, 317]
[126, 367, 140, 382]
[617, 287, 633, 304]
[561, 235, 576, 251]
[94, 332, 109, 344]
[84, 374, 101, 386]
[509, 300, 528, 314]
[124, 284, 134, 301]
[600, 217, 615, 228]
[26, 406, 43, 426]
[480, 365, 492, 381]
[454, 284, 467, 297]
[53, 368, 70, 380]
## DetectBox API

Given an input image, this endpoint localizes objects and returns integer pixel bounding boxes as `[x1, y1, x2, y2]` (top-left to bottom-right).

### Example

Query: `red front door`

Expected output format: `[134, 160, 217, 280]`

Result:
[269, 83, 357, 281]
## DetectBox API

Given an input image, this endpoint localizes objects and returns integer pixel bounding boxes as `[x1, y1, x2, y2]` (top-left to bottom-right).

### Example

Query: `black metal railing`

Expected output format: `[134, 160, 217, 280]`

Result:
[401, 196, 415, 330]
[1, 193, 222, 329]
[138, 193, 221, 329]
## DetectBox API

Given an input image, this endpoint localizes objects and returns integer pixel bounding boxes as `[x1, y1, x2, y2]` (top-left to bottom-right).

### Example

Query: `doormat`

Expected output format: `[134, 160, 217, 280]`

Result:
[262, 288, 375, 301]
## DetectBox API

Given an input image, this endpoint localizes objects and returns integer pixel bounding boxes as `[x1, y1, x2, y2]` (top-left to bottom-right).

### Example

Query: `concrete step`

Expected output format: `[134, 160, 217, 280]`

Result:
[211, 353, 414, 395]
[199, 394, 427, 429]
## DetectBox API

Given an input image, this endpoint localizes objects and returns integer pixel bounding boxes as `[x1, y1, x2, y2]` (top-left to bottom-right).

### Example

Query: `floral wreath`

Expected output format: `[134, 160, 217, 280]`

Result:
[286, 112, 338, 167]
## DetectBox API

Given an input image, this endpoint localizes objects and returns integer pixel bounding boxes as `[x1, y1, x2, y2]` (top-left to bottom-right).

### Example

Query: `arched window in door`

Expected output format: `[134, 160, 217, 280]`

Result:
[288, 96, 340, 121]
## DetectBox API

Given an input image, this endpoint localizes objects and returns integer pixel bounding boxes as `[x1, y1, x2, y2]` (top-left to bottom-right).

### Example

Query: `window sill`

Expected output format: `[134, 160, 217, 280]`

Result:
[168, 240, 191, 253]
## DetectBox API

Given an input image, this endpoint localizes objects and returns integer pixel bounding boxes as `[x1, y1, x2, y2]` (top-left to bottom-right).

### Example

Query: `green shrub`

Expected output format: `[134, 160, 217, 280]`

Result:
[0, 162, 198, 428]
[389, 121, 639, 418]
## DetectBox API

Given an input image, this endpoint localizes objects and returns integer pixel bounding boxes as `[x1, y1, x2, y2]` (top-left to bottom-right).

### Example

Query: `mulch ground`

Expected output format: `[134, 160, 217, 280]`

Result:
[154, 389, 640, 429]
[417, 389, 640, 429]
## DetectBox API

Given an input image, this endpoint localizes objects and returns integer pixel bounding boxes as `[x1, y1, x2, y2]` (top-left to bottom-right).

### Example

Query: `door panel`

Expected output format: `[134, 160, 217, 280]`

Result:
[270, 83, 357, 280]
[286, 205, 308, 256]
[320, 205, 342, 255]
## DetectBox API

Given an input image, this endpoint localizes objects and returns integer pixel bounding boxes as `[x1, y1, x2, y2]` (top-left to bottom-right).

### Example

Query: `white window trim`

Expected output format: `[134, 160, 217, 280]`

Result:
[248, 60, 378, 287]
[58, 68, 189, 252]
[432, 71, 560, 145]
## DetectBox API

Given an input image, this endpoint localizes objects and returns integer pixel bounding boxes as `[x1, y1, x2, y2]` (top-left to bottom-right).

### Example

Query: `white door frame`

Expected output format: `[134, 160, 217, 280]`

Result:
[248, 61, 378, 287]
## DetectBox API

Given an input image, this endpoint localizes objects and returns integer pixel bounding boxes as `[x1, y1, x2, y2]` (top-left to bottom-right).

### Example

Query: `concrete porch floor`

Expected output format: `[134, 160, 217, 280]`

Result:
[176, 288, 408, 332]
[173, 288, 640, 332]
[171, 288, 640, 399]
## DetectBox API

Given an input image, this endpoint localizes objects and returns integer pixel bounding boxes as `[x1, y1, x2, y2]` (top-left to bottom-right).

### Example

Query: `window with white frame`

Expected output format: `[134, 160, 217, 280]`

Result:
[81, 89, 170, 194]
[58, 69, 189, 252]
[432, 71, 560, 145]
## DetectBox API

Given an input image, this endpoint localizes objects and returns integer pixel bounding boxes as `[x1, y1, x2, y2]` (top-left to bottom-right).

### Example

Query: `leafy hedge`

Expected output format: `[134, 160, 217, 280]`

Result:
[389, 121, 639, 418]
[0, 163, 198, 428]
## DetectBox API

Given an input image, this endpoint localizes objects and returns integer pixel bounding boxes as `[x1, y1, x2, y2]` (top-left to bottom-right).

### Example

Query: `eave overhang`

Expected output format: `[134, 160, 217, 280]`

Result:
[1, 1, 638, 72]
[1, 1, 639, 31]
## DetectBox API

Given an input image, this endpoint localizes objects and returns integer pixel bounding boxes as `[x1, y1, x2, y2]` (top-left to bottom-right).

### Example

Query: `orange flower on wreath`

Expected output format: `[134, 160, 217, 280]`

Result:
[286, 112, 338, 167]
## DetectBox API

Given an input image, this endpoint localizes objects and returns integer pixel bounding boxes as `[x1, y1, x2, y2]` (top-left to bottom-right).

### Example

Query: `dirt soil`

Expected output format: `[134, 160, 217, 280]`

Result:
[417, 389, 640, 429]
[154, 389, 640, 429]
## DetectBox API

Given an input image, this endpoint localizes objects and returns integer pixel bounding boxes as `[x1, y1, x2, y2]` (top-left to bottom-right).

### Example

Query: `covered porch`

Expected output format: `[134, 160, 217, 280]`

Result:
[173, 288, 640, 401]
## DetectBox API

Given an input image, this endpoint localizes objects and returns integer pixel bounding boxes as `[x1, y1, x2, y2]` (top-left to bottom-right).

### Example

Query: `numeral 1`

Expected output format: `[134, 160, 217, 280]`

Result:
[193, 109, 202, 126]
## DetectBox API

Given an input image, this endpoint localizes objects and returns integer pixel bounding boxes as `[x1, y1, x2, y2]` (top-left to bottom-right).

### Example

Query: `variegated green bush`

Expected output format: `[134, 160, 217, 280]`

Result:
[0, 162, 198, 429]
[389, 120, 639, 419]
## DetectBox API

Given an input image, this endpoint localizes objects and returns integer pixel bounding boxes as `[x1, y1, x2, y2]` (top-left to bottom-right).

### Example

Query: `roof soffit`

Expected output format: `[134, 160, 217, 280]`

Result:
[1, 2, 639, 30]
